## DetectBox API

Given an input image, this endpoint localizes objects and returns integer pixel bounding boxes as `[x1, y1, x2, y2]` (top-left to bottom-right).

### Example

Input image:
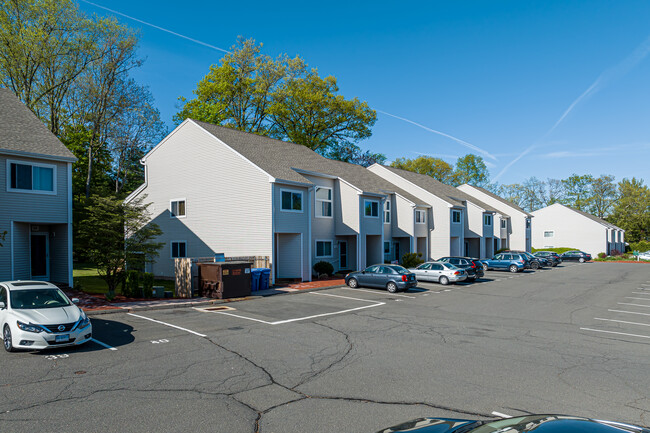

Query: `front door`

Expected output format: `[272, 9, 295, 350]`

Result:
[393, 242, 400, 263]
[31, 232, 49, 280]
[339, 241, 348, 270]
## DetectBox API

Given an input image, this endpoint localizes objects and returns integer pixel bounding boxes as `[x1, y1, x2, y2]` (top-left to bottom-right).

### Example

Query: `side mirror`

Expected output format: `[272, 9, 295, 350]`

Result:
[71, 298, 80, 304]
[0, 301, 5, 309]
[361, 270, 366, 274]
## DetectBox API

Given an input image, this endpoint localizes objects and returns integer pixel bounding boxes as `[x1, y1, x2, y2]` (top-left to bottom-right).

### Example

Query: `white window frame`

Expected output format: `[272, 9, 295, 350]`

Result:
[170, 198, 187, 218]
[315, 240, 333, 258]
[364, 199, 379, 218]
[484, 214, 492, 226]
[501, 219, 507, 229]
[415, 209, 426, 224]
[6, 159, 57, 195]
[452, 209, 461, 224]
[315, 186, 333, 218]
[170, 241, 187, 259]
[280, 188, 304, 213]
[384, 200, 391, 224]
[544, 231, 554, 238]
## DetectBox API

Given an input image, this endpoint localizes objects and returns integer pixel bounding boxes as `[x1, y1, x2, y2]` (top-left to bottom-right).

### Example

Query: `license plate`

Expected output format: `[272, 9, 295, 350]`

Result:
[55, 334, 69, 342]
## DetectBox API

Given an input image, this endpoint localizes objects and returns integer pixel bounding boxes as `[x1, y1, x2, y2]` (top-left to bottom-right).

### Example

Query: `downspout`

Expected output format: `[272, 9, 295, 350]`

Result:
[270, 182, 276, 285]
[307, 185, 313, 282]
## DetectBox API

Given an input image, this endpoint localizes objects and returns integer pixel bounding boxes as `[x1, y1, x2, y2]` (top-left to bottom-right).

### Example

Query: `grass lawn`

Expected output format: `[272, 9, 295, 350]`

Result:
[73, 263, 175, 295]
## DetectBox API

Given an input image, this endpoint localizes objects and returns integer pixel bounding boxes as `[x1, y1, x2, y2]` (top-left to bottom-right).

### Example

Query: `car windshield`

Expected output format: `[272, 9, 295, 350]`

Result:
[10, 289, 71, 309]
[441, 262, 458, 270]
[386, 265, 409, 274]
[467, 415, 588, 433]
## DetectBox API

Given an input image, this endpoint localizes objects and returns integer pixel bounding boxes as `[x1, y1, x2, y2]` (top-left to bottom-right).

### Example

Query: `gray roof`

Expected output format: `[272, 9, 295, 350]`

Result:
[379, 165, 503, 214]
[463, 184, 532, 217]
[561, 204, 622, 230]
[192, 120, 427, 206]
[0, 88, 75, 161]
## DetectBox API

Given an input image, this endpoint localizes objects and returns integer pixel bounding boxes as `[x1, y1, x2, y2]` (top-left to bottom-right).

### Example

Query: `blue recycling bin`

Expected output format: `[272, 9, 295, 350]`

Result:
[259, 268, 271, 291]
[250, 268, 262, 291]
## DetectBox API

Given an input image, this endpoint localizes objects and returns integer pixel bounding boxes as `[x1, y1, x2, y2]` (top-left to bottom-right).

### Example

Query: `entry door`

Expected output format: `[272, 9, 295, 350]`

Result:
[31, 232, 49, 280]
[339, 241, 348, 270]
[393, 242, 400, 262]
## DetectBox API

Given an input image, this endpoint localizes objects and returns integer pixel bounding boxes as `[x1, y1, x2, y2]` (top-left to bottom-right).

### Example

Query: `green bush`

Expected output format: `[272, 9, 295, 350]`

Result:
[124, 270, 141, 298]
[531, 247, 578, 254]
[401, 252, 424, 268]
[496, 248, 509, 254]
[142, 272, 154, 298]
[598, 252, 606, 259]
[313, 261, 334, 276]
[630, 240, 650, 253]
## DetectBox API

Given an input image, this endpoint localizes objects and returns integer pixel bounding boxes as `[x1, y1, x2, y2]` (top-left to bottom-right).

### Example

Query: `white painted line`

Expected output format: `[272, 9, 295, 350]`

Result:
[594, 318, 650, 327]
[444, 289, 451, 292]
[90, 338, 117, 351]
[580, 327, 650, 339]
[212, 311, 274, 325]
[625, 297, 650, 301]
[491, 411, 512, 418]
[618, 302, 650, 308]
[631, 292, 650, 295]
[609, 309, 650, 317]
[340, 287, 416, 298]
[127, 313, 207, 337]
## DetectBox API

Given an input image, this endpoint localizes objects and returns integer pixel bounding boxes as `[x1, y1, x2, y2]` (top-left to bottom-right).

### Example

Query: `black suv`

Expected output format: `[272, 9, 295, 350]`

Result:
[534, 251, 562, 266]
[437, 257, 484, 280]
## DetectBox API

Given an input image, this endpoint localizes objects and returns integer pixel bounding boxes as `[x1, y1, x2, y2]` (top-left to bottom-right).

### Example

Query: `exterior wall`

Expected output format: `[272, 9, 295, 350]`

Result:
[0, 155, 72, 284]
[393, 194, 414, 238]
[129, 122, 273, 278]
[465, 202, 484, 238]
[358, 195, 384, 269]
[335, 181, 360, 235]
[531, 204, 607, 256]
[303, 175, 339, 273]
[273, 183, 310, 280]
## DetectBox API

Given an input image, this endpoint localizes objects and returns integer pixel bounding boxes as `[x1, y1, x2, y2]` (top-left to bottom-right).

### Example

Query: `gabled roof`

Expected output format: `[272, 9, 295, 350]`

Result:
[462, 184, 532, 217]
[377, 165, 503, 214]
[191, 120, 427, 206]
[0, 88, 75, 162]
[549, 203, 622, 231]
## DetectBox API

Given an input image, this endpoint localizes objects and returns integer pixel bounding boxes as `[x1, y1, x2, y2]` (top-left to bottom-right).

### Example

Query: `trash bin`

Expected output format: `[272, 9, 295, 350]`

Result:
[197, 261, 252, 299]
[250, 268, 262, 291]
[259, 268, 271, 291]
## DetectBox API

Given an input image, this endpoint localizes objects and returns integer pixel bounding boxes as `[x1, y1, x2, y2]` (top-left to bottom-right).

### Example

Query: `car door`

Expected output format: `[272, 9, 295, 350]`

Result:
[429, 263, 444, 282]
[358, 265, 379, 286]
[495, 254, 509, 269]
[377, 266, 395, 287]
[414, 263, 431, 281]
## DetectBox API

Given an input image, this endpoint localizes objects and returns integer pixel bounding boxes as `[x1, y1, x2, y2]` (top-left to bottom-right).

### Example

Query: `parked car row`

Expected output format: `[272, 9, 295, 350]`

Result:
[344, 250, 592, 292]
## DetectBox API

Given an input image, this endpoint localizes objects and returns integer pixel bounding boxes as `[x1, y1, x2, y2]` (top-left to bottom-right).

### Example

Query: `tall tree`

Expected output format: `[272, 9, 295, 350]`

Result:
[519, 177, 546, 212]
[497, 183, 526, 208]
[454, 154, 490, 187]
[608, 178, 650, 243]
[390, 156, 458, 184]
[560, 174, 594, 211]
[545, 178, 564, 206]
[324, 144, 386, 167]
[589, 174, 617, 218]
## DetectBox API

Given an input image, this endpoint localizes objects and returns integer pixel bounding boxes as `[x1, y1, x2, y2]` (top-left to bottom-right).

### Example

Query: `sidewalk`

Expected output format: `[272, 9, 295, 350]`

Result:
[67, 278, 346, 315]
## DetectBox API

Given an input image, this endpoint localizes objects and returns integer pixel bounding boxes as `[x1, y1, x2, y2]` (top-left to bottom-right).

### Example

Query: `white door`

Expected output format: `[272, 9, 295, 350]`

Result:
[277, 234, 302, 279]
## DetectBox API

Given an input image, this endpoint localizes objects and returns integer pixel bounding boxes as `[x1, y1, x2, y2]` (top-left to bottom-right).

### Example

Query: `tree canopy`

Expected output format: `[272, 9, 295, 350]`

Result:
[390, 156, 458, 184]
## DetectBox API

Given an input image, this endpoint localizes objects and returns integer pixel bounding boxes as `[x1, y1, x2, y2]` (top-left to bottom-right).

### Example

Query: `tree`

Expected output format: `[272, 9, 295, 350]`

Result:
[390, 156, 458, 184]
[176, 38, 377, 161]
[454, 154, 490, 187]
[497, 183, 526, 209]
[324, 144, 386, 167]
[519, 177, 547, 212]
[78, 195, 163, 294]
[545, 178, 564, 206]
[560, 174, 594, 211]
[608, 178, 650, 243]
[588, 174, 617, 218]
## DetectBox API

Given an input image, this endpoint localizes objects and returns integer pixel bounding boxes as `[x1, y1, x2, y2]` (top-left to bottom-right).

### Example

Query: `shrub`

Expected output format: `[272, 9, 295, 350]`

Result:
[611, 249, 621, 256]
[598, 252, 606, 259]
[313, 261, 334, 276]
[401, 252, 424, 268]
[124, 270, 141, 298]
[630, 240, 650, 253]
[142, 272, 154, 298]
[496, 248, 509, 254]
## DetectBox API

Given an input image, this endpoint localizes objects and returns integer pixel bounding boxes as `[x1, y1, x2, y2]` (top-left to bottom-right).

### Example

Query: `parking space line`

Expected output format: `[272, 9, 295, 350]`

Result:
[618, 302, 650, 308]
[340, 287, 416, 299]
[580, 327, 650, 339]
[625, 297, 650, 301]
[608, 309, 650, 317]
[90, 338, 117, 351]
[594, 318, 650, 327]
[127, 313, 207, 337]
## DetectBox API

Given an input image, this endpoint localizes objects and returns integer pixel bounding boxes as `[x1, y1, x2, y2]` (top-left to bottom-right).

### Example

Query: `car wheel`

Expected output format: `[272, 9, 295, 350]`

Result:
[579, 257, 585, 263]
[468, 276, 476, 281]
[531, 262, 539, 270]
[509, 264, 519, 273]
[439, 276, 450, 285]
[3, 325, 15, 353]
[347, 278, 358, 288]
[482, 263, 488, 271]
[386, 281, 398, 293]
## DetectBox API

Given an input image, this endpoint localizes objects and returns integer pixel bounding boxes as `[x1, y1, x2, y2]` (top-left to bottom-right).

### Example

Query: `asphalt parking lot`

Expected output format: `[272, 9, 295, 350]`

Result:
[1, 262, 649, 433]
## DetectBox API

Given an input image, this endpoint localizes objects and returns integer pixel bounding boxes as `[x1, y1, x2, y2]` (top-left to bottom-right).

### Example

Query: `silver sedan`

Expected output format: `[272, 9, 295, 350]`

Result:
[409, 261, 467, 285]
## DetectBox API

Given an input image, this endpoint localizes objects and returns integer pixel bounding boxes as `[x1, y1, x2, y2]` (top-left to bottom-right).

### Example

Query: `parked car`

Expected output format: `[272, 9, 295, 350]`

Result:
[638, 251, 650, 260]
[345, 264, 417, 293]
[483, 252, 529, 272]
[1, 281, 92, 352]
[376, 414, 650, 433]
[560, 250, 592, 263]
[534, 250, 562, 266]
[436, 257, 484, 280]
[410, 262, 467, 285]
[506, 250, 548, 269]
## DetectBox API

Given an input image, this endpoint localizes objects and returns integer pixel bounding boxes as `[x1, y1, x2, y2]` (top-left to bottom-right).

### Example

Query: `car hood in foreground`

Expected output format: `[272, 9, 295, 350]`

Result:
[377, 417, 476, 433]
[12, 305, 82, 325]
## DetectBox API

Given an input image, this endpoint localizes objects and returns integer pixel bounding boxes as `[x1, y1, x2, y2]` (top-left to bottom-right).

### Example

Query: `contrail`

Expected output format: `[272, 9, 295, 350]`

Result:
[492, 144, 537, 182]
[80, 0, 231, 54]
[377, 110, 497, 161]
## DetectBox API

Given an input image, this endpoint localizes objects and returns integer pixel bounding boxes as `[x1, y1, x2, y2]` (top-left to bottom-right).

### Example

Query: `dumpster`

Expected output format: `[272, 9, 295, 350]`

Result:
[250, 268, 263, 291]
[197, 261, 252, 299]
[259, 268, 271, 291]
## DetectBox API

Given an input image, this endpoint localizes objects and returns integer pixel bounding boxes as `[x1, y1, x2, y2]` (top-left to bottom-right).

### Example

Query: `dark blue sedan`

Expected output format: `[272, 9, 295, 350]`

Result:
[345, 264, 417, 293]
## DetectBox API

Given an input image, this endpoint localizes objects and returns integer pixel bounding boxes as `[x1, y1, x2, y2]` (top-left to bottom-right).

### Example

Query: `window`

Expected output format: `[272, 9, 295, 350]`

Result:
[501, 219, 507, 229]
[170, 199, 186, 218]
[452, 210, 461, 223]
[415, 210, 426, 224]
[315, 187, 332, 217]
[364, 200, 379, 217]
[384, 201, 391, 223]
[171, 241, 187, 258]
[281, 189, 303, 212]
[484, 214, 492, 226]
[544, 231, 554, 238]
[618, 231, 621, 242]
[316, 240, 333, 258]
[384, 241, 391, 254]
[431, 263, 443, 270]
[7, 160, 55, 194]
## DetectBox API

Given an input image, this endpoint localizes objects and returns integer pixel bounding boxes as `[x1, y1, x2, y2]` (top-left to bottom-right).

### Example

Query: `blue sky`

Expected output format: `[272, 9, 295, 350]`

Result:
[78, 0, 650, 185]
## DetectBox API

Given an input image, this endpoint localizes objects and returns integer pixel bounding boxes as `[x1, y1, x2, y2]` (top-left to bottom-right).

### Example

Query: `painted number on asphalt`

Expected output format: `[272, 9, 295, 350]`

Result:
[46, 354, 69, 360]
[151, 339, 169, 344]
